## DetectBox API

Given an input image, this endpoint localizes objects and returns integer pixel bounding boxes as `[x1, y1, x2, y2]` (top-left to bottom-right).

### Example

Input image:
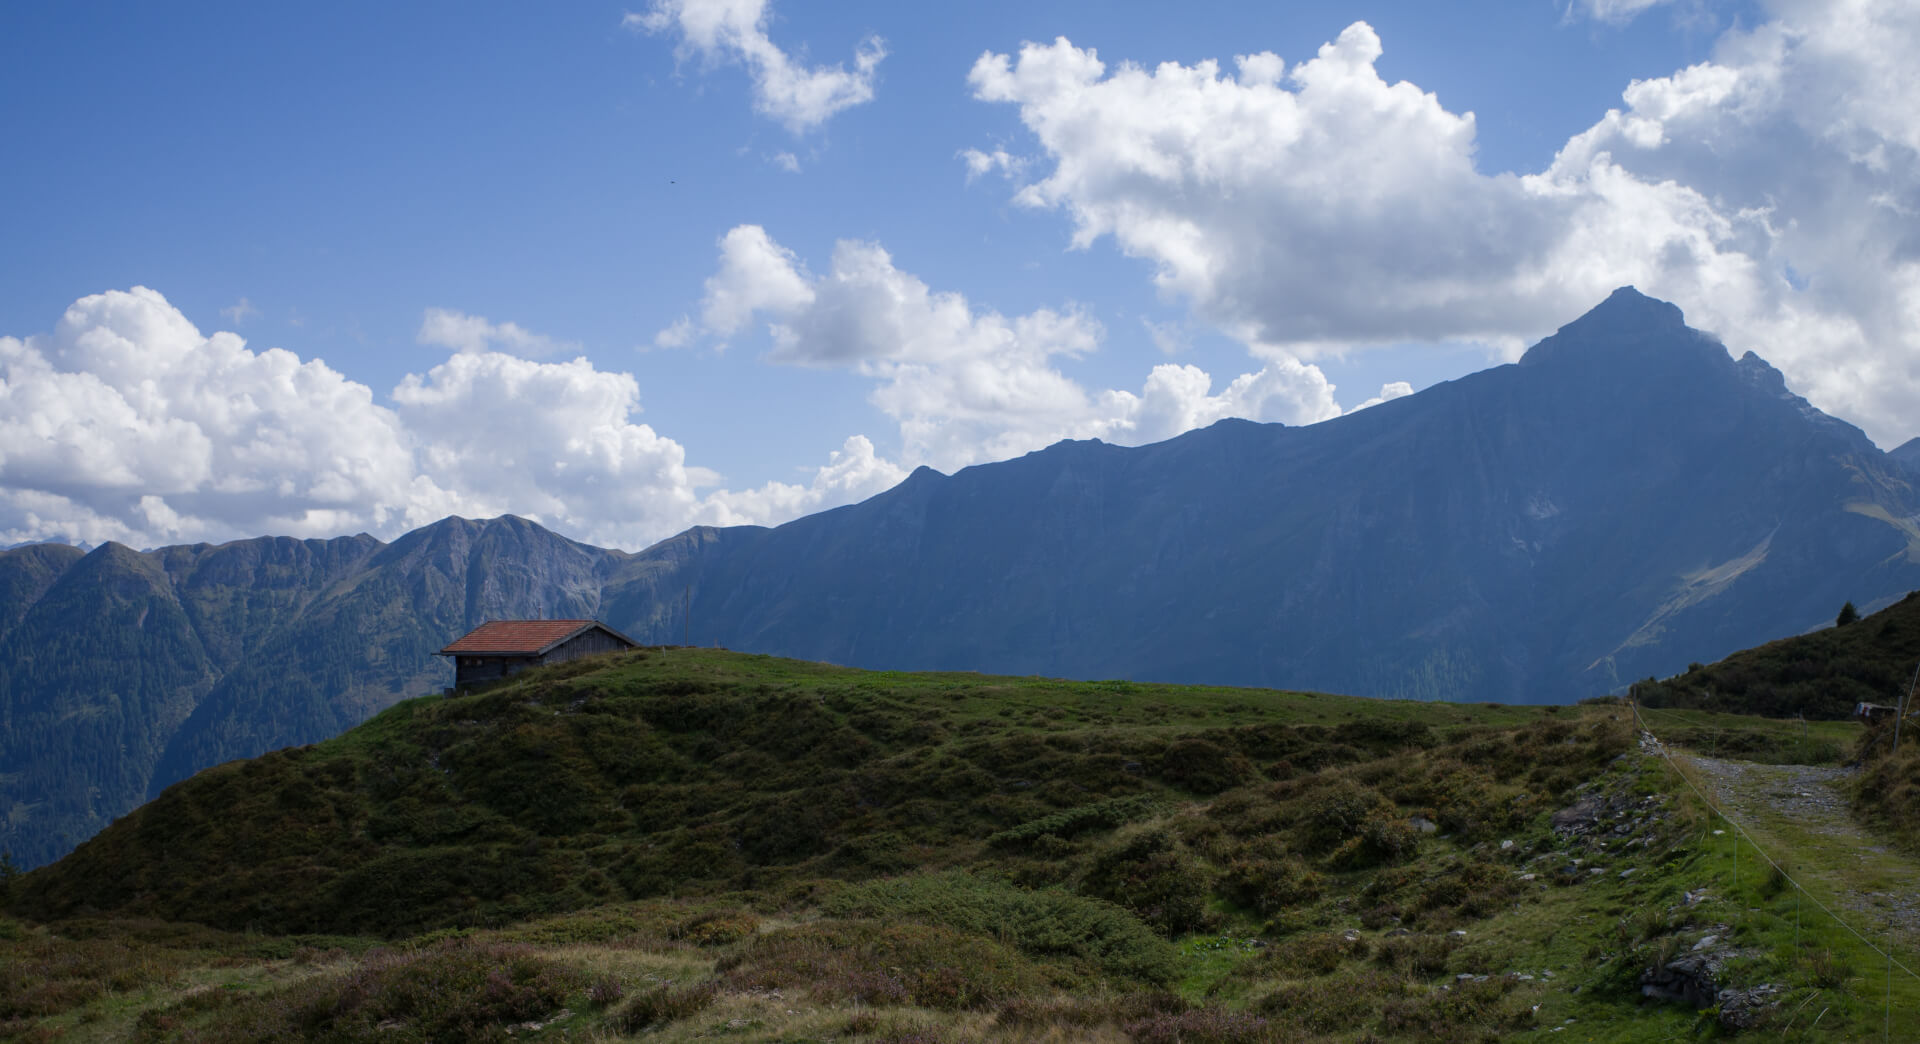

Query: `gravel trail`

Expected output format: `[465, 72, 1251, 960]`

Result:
[1677, 752, 1920, 949]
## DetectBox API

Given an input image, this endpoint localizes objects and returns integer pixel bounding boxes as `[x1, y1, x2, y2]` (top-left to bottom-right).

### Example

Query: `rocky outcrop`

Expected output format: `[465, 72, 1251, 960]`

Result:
[1639, 936, 1783, 1029]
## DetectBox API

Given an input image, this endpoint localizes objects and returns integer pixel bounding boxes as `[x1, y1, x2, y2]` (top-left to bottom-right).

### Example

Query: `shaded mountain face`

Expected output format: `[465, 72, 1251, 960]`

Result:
[0, 516, 627, 869]
[1891, 437, 1920, 479]
[623, 288, 1920, 702]
[3, 288, 1915, 869]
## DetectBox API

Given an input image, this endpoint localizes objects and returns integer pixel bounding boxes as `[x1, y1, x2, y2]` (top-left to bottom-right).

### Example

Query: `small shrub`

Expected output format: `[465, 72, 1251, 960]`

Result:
[616, 981, 718, 1032]
[1329, 812, 1422, 870]
[1759, 861, 1791, 900]
[1160, 739, 1255, 795]
[1080, 829, 1214, 937]
[1297, 780, 1398, 856]
[1615, 907, 1670, 947]
[825, 871, 1176, 982]
[1222, 856, 1323, 916]
[1258, 968, 1400, 1034]
[1359, 904, 1401, 931]
[986, 795, 1164, 849]
[722, 920, 1042, 1010]
[1806, 948, 1853, 989]
[669, 910, 759, 946]
[1265, 931, 1369, 977]
[1374, 933, 1457, 976]
[1417, 859, 1520, 920]
[586, 977, 625, 1007]
[1379, 975, 1528, 1041]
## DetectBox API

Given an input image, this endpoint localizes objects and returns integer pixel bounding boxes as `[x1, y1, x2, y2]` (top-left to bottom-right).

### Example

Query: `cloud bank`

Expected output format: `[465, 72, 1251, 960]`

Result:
[0, 289, 901, 550]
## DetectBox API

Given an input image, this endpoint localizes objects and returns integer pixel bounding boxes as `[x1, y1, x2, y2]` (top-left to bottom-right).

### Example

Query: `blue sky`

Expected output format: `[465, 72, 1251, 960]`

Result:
[3, 0, 1915, 551]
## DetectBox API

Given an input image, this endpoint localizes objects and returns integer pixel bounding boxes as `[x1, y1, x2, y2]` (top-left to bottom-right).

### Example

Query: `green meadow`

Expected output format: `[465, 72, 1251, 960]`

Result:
[4, 647, 1916, 1041]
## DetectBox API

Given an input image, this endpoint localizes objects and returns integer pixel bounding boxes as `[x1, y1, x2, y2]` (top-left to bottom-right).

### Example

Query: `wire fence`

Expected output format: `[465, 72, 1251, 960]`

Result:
[1620, 698, 1920, 997]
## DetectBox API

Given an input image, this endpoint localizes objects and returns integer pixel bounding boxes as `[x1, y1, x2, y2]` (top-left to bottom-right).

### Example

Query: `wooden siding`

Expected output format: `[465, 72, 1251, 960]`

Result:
[544, 627, 631, 664]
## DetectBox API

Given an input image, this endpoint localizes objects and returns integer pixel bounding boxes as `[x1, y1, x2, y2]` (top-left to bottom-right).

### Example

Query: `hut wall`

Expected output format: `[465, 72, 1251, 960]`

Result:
[540, 628, 632, 665]
[453, 655, 538, 689]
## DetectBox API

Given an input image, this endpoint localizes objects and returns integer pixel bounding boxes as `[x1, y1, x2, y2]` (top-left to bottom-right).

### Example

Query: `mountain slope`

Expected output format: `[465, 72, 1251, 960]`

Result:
[145, 515, 626, 795]
[1632, 589, 1920, 719]
[0, 516, 625, 869]
[615, 288, 1920, 701]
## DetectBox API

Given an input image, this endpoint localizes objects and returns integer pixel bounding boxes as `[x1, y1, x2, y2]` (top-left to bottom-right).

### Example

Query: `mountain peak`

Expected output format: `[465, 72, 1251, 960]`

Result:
[1890, 436, 1920, 476]
[1519, 287, 1719, 372]
[1554, 286, 1689, 339]
[1594, 284, 1681, 320]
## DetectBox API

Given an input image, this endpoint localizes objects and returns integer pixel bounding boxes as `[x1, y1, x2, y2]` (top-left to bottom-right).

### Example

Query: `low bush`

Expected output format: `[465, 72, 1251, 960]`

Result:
[986, 795, 1164, 849]
[1261, 931, 1369, 977]
[1221, 855, 1323, 916]
[1079, 828, 1213, 937]
[1374, 933, 1457, 976]
[1378, 975, 1531, 1042]
[1159, 739, 1256, 794]
[720, 920, 1041, 1010]
[1805, 947, 1853, 989]
[1416, 859, 1524, 921]
[669, 910, 759, 946]
[824, 871, 1176, 982]
[1854, 745, 1920, 851]
[0, 932, 182, 1019]
[187, 939, 587, 1041]
[1292, 779, 1398, 857]
[615, 980, 718, 1032]
[1257, 968, 1401, 1034]
[1328, 811, 1423, 869]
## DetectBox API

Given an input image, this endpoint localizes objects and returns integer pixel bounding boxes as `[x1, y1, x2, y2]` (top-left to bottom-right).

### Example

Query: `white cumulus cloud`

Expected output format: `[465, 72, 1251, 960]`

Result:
[1350, 381, 1416, 412]
[967, 6, 1920, 448]
[0, 288, 434, 547]
[418, 308, 580, 357]
[680, 225, 1347, 472]
[627, 0, 885, 133]
[700, 434, 907, 523]
[0, 288, 904, 550]
[960, 147, 1027, 183]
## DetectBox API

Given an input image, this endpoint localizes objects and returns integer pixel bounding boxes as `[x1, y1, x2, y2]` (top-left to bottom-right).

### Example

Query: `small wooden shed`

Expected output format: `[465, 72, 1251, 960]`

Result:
[438, 619, 639, 691]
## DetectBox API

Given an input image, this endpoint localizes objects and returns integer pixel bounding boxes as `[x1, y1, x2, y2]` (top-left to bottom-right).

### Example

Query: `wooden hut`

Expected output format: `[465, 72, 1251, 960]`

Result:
[438, 619, 638, 691]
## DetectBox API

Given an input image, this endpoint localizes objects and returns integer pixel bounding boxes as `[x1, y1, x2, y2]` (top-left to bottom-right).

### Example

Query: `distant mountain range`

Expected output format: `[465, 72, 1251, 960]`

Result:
[4, 287, 1917, 869]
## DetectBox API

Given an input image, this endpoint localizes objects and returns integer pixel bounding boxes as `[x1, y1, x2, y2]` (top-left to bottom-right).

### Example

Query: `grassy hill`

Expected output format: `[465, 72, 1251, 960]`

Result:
[4, 649, 1913, 1041]
[1631, 591, 1920, 720]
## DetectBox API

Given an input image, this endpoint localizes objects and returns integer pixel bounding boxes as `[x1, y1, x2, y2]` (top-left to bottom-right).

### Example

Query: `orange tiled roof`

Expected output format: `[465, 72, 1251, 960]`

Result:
[438, 619, 620, 656]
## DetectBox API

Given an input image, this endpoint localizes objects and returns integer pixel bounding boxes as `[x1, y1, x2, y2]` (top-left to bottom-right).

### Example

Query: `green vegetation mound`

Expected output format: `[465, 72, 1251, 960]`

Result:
[11, 648, 1582, 937]
[1632, 590, 1920, 719]
[13, 648, 1914, 1040]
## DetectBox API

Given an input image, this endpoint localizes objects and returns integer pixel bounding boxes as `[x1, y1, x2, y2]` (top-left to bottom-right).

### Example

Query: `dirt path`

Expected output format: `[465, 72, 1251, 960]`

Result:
[1675, 752, 1920, 952]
